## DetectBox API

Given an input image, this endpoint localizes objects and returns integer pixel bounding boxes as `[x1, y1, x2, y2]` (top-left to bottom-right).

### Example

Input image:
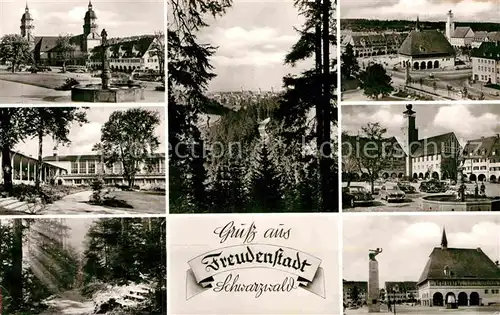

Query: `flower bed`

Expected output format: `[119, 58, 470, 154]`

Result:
[0, 184, 86, 204]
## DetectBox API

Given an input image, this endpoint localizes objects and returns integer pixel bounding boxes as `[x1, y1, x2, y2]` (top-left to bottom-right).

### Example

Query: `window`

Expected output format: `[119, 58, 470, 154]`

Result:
[88, 160, 96, 174]
[79, 161, 86, 174]
[71, 162, 78, 174]
[74, 179, 82, 184]
[485, 289, 489, 294]
[114, 162, 123, 174]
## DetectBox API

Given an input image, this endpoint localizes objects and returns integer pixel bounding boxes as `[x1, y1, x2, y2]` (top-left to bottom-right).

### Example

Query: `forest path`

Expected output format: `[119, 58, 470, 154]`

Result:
[40, 289, 94, 315]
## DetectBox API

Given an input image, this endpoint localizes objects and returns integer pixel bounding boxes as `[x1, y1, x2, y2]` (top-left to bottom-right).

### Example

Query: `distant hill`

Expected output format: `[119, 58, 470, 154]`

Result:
[341, 19, 500, 33]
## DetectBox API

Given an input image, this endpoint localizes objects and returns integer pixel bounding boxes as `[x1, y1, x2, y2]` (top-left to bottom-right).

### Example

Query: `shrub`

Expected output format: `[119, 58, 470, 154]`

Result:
[56, 78, 80, 90]
[90, 176, 105, 205]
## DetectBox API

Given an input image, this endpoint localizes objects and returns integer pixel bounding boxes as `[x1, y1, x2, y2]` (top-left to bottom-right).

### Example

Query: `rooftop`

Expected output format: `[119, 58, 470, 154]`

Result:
[471, 41, 500, 61]
[398, 30, 455, 57]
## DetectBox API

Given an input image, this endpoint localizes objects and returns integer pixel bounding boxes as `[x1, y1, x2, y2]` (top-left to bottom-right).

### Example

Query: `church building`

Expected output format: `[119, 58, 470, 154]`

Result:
[398, 18, 455, 71]
[418, 229, 500, 307]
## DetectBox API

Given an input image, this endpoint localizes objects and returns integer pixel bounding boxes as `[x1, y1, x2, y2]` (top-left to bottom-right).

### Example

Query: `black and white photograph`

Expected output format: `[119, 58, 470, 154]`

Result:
[343, 214, 500, 314]
[0, 0, 165, 103]
[0, 217, 166, 315]
[168, 0, 338, 213]
[342, 103, 500, 212]
[0, 106, 166, 215]
[339, 0, 500, 101]
[169, 214, 340, 314]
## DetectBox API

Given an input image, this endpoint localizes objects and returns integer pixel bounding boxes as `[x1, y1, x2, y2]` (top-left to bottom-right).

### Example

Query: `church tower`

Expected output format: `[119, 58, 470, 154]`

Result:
[446, 10, 454, 42]
[441, 228, 448, 250]
[401, 104, 419, 178]
[20, 3, 35, 48]
[83, 1, 98, 38]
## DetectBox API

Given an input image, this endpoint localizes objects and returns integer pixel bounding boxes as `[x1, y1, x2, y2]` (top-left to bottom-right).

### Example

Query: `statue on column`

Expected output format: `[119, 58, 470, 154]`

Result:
[369, 248, 383, 260]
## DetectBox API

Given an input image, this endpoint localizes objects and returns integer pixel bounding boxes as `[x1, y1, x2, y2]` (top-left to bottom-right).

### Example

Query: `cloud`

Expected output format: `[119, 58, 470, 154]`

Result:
[431, 104, 499, 139]
[341, 0, 498, 21]
[342, 106, 405, 136]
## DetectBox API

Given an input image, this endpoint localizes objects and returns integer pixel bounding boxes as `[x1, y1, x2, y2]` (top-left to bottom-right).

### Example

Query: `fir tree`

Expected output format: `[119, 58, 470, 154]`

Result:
[250, 142, 282, 211]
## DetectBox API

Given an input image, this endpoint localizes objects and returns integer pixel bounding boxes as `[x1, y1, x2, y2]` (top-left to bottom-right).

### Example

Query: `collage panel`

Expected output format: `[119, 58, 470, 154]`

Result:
[341, 103, 500, 212]
[0, 106, 166, 215]
[343, 214, 500, 314]
[0, 0, 165, 104]
[0, 217, 166, 314]
[339, 0, 500, 102]
[168, 214, 340, 315]
[168, 0, 339, 213]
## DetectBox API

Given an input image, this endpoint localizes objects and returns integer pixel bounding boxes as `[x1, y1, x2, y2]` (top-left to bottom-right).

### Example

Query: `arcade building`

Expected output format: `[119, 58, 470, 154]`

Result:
[398, 18, 455, 71]
[418, 229, 500, 307]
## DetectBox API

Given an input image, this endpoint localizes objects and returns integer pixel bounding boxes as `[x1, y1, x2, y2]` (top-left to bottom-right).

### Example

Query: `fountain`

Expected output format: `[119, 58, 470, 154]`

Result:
[421, 156, 499, 211]
[71, 29, 145, 102]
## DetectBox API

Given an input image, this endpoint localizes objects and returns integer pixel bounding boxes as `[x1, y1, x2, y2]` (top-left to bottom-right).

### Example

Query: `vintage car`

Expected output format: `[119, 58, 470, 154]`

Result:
[397, 181, 416, 193]
[342, 186, 374, 207]
[380, 182, 406, 202]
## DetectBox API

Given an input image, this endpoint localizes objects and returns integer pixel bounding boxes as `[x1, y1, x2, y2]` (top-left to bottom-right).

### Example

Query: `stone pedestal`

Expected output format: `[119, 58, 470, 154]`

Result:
[368, 259, 380, 312]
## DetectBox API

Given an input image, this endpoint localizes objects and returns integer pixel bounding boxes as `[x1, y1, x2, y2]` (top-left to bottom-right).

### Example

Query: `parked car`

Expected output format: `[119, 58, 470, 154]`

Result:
[372, 179, 385, 195]
[380, 183, 406, 202]
[342, 186, 374, 207]
[398, 181, 416, 193]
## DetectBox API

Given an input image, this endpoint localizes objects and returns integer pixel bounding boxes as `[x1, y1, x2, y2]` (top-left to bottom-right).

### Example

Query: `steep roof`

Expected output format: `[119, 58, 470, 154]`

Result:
[34, 35, 84, 53]
[463, 136, 499, 158]
[90, 35, 155, 60]
[487, 32, 500, 42]
[452, 26, 473, 38]
[473, 31, 488, 41]
[342, 134, 406, 158]
[398, 30, 455, 57]
[410, 132, 459, 157]
[471, 41, 500, 61]
[418, 247, 500, 284]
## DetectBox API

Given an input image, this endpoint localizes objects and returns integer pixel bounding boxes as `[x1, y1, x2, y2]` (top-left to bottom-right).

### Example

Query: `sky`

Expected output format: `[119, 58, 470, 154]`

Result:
[343, 214, 500, 284]
[340, 0, 500, 22]
[0, 0, 164, 38]
[342, 103, 500, 147]
[192, 0, 315, 92]
[13, 106, 165, 158]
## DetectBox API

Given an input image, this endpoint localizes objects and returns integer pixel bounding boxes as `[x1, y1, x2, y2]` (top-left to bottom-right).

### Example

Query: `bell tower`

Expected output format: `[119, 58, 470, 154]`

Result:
[401, 104, 419, 178]
[446, 10, 454, 42]
[20, 3, 35, 48]
[83, 1, 98, 37]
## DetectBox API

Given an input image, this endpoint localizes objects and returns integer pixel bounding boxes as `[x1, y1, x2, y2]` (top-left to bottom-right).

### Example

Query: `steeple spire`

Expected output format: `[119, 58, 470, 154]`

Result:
[88, 0, 93, 9]
[441, 228, 448, 249]
[416, 16, 420, 31]
[25, 1, 29, 12]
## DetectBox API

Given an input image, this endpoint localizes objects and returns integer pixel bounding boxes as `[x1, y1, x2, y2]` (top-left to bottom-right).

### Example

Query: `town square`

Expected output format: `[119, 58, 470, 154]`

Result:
[0, 0, 165, 103]
[0, 106, 166, 215]
[343, 215, 500, 314]
[340, 0, 500, 101]
[342, 103, 500, 212]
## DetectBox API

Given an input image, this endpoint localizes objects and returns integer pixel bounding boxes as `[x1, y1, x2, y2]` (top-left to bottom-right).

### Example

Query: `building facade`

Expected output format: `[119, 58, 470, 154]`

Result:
[341, 32, 407, 57]
[0, 150, 67, 185]
[418, 229, 500, 307]
[450, 27, 474, 48]
[471, 42, 500, 84]
[462, 135, 500, 183]
[401, 105, 461, 180]
[385, 282, 418, 303]
[398, 22, 455, 71]
[343, 280, 368, 305]
[42, 152, 165, 189]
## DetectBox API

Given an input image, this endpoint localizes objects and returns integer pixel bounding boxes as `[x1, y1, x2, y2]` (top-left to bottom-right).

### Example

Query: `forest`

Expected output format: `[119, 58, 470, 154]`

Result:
[168, 0, 338, 213]
[0, 218, 166, 315]
[341, 18, 500, 32]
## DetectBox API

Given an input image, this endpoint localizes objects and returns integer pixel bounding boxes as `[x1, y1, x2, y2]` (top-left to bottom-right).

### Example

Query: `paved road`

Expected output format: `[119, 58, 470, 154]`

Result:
[41, 290, 93, 315]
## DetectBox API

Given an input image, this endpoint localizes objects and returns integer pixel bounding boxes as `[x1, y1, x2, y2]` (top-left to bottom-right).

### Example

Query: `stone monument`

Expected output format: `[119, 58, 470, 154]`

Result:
[368, 248, 383, 312]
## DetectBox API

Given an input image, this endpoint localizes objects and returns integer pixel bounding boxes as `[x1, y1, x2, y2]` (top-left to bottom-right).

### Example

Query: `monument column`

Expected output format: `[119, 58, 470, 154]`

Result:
[368, 248, 383, 312]
[402, 104, 418, 179]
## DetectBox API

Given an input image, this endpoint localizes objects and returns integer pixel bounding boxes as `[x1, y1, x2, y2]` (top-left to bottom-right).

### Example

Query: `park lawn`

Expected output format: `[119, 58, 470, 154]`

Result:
[104, 190, 166, 212]
[0, 72, 95, 89]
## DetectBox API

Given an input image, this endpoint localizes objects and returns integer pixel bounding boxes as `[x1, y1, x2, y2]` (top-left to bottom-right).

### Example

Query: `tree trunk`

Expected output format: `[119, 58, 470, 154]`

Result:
[320, 0, 332, 212]
[10, 219, 23, 309]
[371, 179, 375, 194]
[36, 128, 43, 190]
[62, 61, 66, 73]
[314, 0, 324, 210]
[1, 109, 14, 193]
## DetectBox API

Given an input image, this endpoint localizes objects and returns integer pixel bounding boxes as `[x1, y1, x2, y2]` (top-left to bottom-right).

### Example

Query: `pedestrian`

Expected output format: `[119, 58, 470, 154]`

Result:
[475, 182, 479, 197]
[480, 182, 486, 196]
[388, 300, 392, 312]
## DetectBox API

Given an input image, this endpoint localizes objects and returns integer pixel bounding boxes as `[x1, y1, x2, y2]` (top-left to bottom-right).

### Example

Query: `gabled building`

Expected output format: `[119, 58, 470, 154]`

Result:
[385, 282, 418, 303]
[450, 26, 474, 48]
[341, 32, 407, 58]
[418, 229, 500, 307]
[462, 135, 500, 183]
[343, 280, 368, 304]
[471, 41, 500, 84]
[398, 20, 455, 71]
[472, 31, 488, 49]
